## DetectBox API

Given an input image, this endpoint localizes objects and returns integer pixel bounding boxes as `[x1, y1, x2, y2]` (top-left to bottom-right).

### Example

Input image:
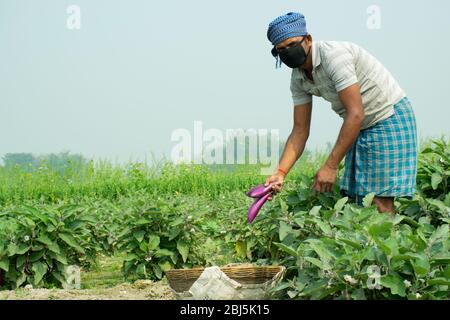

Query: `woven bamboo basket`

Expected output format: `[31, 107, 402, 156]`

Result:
[165, 265, 285, 300]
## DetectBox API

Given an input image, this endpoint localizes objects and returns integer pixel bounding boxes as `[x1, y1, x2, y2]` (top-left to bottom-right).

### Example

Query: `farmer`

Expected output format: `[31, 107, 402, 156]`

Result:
[264, 12, 418, 214]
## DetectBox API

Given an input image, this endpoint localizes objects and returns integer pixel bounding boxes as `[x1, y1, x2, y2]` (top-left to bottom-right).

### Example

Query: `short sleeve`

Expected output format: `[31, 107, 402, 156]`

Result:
[290, 76, 312, 106]
[323, 51, 358, 92]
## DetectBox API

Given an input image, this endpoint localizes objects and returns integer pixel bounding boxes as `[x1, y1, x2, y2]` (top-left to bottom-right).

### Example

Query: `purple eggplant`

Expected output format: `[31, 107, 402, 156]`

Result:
[246, 184, 273, 199]
[248, 192, 272, 224]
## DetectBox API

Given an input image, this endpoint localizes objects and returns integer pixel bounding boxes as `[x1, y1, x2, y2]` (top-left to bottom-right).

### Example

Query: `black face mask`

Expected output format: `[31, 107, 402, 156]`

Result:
[272, 37, 310, 69]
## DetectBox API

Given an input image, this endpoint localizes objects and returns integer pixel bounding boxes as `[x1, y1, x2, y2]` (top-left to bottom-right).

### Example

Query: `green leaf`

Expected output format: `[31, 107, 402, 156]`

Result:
[170, 217, 184, 227]
[36, 233, 61, 253]
[307, 240, 334, 264]
[67, 220, 87, 231]
[302, 279, 329, 295]
[36, 234, 54, 246]
[29, 250, 45, 262]
[294, 217, 305, 228]
[314, 219, 332, 236]
[402, 216, 420, 227]
[133, 230, 145, 243]
[304, 257, 328, 270]
[49, 243, 61, 255]
[136, 263, 147, 277]
[51, 271, 66, 285]
[0, 258, 9, 272]
[55, 254, 68, 265]
[235, 241, 247, 259]
[154, 249, 175, 258]
[152, 264, 162, 279]
[421, 147, 435, 154]
[380, 275, 406, 297]
[375, 237, 398, 256]
[148, 235, 160, 250]
[135, 218, 151, 225]
[273, 242, 297, 257]
[31, 244, 44, 251]
[337, 238, 363, 249]
[117, 227, 131, 239]
[279, 198, 289, 214]
[279, 221, 292, 241]
[123, 261, 135, 277]
[412, 258, 430, 277]
[79, 215, 98, 224]
[334, 197, 348, 212]
[7, 244, 16, 256]
[158, 260, 173, 272]
[16, 272, 28, 288]
[32, 261, 48, 286]
[59, 233, 85, 254]
[427, 278, 450, 286]
[392, 215, 404, 225]
[331, 219, 352, 231]
[8, 243, 29, 256]
[22, 205, 45, 220]
[139, 241, 148, 253]
[168, 227, 182, 241]
[351, 288, 367, 300]
[427, 199, 450, 213]
[16, 255, 26, 269]
[430, 253, 450, 265]
[363, 193, 376, 208]
[444, 265, 450, 278]
[429, 225, 449, 245]
[444, 192, 450, 207]
[177, 240, 189, 263]
[295, 277, 307, 292]
[272, 282, 291, 292]
[23, 217, 36, 229]
[309, 206, 321, 217]
[123, 253, 137, 262]
[431, 173, 443, 190]
[367, 220, 393, 239]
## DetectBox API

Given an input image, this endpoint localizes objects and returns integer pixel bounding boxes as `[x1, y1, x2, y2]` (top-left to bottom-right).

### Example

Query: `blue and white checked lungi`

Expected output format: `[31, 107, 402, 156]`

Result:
[340, 97, 418, 203]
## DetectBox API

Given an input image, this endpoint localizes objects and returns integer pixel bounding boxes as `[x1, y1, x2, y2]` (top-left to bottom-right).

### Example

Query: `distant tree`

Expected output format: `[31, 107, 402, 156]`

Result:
[38, 151, 88, 176]
[2, 153, 38, 172]
[1, 151, 89, 175]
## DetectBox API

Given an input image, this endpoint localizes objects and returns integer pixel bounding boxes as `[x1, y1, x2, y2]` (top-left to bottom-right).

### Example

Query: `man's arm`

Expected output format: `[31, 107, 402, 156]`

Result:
[280, 101, 312, 172]
[266, 101, 312, 194]
[313, 83, 365, 193]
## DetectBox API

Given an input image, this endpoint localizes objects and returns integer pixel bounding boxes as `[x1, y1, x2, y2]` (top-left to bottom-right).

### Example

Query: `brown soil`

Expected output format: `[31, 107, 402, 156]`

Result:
[0, 280, 176, 300]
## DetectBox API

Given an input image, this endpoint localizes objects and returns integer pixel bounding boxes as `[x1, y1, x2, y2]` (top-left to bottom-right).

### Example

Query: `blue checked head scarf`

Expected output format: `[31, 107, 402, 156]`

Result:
[267, 12, 308, 68]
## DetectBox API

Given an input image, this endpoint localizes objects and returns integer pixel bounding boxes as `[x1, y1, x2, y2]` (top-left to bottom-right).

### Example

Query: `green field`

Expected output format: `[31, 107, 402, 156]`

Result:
[0, 139, 449, 300]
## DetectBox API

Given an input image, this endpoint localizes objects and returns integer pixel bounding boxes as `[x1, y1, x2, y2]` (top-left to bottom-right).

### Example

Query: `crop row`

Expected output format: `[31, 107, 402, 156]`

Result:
[0, 140, 449, 299]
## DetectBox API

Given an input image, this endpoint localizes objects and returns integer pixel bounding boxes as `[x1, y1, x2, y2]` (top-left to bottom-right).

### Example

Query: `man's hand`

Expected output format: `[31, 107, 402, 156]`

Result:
[312, 164, 338, 194]
[265, 172, 285, 200]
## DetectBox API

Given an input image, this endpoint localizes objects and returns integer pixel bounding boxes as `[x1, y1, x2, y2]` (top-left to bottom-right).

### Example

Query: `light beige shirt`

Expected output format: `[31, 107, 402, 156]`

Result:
[290, 41, 406, 129]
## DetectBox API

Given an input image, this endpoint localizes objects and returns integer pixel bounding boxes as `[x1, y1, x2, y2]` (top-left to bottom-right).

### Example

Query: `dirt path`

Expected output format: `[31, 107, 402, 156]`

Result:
[0, 280, 176, 300]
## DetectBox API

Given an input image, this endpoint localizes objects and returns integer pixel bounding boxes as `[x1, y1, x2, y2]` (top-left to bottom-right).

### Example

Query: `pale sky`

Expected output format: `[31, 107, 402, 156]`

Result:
[1, 0, 449, 164]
